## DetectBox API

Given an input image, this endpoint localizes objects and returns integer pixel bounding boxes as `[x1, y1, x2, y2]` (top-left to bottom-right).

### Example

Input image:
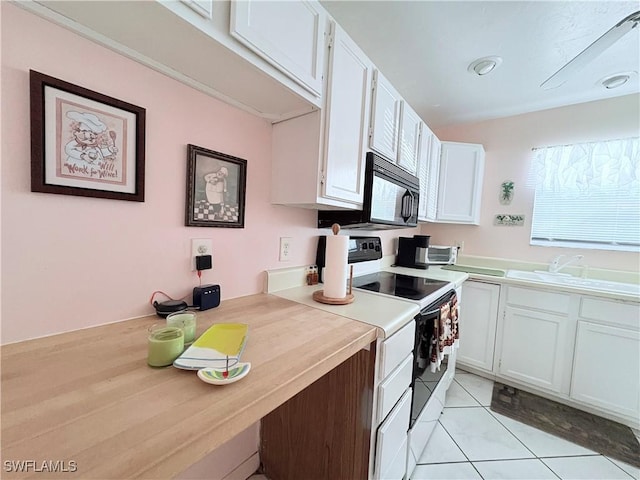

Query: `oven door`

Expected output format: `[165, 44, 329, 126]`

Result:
[410, 290, 456, 427]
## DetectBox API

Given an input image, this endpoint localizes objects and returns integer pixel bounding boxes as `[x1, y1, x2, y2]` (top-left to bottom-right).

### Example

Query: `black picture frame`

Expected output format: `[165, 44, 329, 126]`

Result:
[185, 144, 247, 228]
[30, 70, 146, 202]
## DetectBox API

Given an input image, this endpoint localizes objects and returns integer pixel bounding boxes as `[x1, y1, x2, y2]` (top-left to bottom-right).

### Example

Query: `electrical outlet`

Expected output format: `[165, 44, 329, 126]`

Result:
[279, 237, 292, 261]
[191, 239, 213, 271]
[455, 240, 465, 253]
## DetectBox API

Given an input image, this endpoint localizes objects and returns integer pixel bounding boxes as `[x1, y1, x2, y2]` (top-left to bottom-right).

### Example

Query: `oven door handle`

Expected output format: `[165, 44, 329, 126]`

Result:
[421, 308, 441, 317]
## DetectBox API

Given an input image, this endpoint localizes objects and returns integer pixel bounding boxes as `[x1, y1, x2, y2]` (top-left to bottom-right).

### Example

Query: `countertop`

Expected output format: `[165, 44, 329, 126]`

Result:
[0, 294, 378, 479]
[453, 269, 640, 303]
[270, 267, 468, 337]
[272, 286, 420, 338]
[447, 255, 640, 303]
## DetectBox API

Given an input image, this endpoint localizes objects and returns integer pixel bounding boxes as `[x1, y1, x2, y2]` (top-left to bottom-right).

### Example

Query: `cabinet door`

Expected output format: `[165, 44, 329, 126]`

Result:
[370, 70, 401, 162]
[374, 388, 411, 480]
[417, 123, 433, 221]
[436, 142, 484, 224]
[322, 23, 373, 205]
[498, 306, 572, 393]
[398, 103, 421, 175]
[425, 135, 441, 222]
[571, 321, 640, 420]
[230, 0, 326, 96]
[457, 281, 500, 372]
[181, 0, 213, 18]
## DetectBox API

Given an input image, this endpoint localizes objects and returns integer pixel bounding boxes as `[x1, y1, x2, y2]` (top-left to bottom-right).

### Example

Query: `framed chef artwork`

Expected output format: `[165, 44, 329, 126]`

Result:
[29, 70, 146, 202]
[185, 144, 247, 228]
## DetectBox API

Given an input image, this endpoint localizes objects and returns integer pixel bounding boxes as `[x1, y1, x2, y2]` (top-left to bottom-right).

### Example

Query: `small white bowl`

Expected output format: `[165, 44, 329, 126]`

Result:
[197, 362, 251, 385]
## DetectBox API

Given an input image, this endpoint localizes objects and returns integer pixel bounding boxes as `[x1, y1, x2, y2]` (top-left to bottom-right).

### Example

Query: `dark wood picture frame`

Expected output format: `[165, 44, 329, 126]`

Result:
[185, 144, 247, 228]
[30, 70, 146, 202]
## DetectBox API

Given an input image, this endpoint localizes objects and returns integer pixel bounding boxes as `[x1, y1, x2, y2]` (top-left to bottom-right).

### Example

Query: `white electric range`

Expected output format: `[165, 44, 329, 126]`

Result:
[316, 235, 467, 479]
[266, 235, 468, 480]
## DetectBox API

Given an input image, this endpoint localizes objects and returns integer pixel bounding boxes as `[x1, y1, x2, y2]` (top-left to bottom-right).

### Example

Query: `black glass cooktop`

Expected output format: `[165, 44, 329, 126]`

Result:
[351, 272, 448, 301]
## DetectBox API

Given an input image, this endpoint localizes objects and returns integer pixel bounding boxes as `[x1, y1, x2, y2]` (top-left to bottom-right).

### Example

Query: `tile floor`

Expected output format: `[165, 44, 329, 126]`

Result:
[410, 370, 640, 480]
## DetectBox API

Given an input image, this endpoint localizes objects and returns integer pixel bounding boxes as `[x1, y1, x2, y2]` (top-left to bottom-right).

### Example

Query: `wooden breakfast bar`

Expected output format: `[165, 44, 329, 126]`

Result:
[1, 294, 379, 479]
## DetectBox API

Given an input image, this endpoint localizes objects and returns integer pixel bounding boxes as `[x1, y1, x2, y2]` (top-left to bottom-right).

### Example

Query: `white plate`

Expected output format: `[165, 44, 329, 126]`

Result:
[197, 362, 251, 385]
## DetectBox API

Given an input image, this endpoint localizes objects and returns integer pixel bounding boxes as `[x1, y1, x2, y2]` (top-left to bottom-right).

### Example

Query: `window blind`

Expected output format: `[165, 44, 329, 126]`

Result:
[531, 137, 640, 251]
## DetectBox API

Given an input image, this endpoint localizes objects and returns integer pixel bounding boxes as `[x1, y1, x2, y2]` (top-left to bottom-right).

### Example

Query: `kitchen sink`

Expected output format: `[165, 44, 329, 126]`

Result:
[505, 270, 640, 295]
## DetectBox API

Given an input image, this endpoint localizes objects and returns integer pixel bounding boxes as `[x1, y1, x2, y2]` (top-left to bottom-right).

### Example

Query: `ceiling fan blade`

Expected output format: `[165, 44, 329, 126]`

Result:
[541, 10, 640, 90]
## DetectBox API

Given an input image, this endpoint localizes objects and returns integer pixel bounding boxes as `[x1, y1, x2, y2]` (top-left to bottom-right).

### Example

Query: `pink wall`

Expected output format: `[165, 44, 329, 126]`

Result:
[424, 95, 640, 272]
[0, 4, 416, 344]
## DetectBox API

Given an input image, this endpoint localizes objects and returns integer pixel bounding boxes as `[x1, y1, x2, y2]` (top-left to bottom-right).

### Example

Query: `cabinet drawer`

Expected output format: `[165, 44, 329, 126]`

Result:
[506, 286, 571, 314]
[374, 388, 411, 480]
[377, 354, 413, 424]
[379, 320, 415, 380]
[579, 297, 640, 330]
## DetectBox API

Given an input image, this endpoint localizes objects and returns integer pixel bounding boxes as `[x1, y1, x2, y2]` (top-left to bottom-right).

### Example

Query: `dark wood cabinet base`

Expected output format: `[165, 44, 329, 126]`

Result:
[260, 344, 377, 480]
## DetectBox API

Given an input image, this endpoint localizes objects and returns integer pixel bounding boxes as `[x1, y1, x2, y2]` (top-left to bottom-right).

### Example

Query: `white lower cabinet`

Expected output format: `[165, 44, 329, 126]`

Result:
[463, 280, 638, 428]
[570, 297, 640, 423]
[374, 388, 411, 480]
[496, 286, 575, 395]
[498, 305, 573, 394]
[457, 281, 500, 372]
[371, 320, 415, 480]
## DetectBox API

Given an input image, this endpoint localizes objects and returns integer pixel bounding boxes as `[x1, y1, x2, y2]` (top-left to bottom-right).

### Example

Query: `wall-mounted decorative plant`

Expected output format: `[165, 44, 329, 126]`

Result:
[500, 180, 515, 205]
[494, 214, 525, 226]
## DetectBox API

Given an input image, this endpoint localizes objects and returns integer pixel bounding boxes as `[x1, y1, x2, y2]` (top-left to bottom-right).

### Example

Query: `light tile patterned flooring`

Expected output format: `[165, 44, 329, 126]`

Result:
[410, 370, 640, 480]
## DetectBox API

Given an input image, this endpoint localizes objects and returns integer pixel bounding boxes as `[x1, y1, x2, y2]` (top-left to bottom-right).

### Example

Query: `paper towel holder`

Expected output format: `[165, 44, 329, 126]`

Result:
[313, 225, 355, 305]
[313, 265, 355, 305]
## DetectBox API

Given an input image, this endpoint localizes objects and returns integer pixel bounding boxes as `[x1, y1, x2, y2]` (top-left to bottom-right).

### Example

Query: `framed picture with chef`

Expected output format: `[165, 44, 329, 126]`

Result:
[30, 70, 146, 201]
[185, 144, 247, 228]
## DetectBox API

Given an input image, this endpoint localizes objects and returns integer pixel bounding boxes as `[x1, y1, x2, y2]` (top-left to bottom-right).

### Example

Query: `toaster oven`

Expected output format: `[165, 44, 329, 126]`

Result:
[420, 245, 458, 265]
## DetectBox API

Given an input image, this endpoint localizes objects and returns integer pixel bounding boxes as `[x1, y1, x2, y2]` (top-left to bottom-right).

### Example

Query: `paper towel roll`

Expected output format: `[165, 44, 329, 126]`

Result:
[323, 234, 349, 299]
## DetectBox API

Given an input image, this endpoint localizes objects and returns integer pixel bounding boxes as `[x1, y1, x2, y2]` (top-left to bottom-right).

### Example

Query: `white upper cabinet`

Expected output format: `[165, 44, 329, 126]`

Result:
[230, 0, 326, 96]
[321, 23, 373, 204]
[369, 70, 402, 162]
[397, 103, 421, 175]
[417, 128, 441, 222]
[417, 124, 432, 221]
[436, 142, 485, 224]
[23, 1, 322, 121]
[369, 70, 420, 176]
[271, 21, 373, 208]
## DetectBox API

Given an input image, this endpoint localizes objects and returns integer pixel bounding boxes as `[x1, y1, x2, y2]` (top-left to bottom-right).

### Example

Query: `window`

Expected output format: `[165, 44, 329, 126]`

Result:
[531, 137, 640, 251]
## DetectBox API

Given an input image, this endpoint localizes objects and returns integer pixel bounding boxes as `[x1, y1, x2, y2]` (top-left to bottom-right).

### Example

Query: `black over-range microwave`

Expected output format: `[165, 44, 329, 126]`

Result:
[318, 152, 420, 229]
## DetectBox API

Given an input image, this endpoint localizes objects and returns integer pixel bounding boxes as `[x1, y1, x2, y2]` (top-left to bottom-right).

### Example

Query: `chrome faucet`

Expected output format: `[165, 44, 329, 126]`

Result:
[548, 254, 584, 274]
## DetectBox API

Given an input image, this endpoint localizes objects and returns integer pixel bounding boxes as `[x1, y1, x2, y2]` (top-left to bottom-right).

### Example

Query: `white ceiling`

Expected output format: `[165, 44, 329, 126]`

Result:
[320, 1, 640, 129]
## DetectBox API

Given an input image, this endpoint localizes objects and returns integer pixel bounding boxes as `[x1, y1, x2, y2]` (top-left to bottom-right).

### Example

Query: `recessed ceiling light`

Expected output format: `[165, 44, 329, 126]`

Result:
[600, 73, 631, 89]
[468, 56, 503, 76]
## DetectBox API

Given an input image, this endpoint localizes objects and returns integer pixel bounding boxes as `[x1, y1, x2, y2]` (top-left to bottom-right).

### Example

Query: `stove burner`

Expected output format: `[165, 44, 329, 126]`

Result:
[351, 272, 449, 300]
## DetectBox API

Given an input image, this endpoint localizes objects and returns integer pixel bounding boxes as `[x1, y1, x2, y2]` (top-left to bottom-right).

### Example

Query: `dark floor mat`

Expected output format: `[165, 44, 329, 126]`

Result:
[491, 382, 640, 468]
